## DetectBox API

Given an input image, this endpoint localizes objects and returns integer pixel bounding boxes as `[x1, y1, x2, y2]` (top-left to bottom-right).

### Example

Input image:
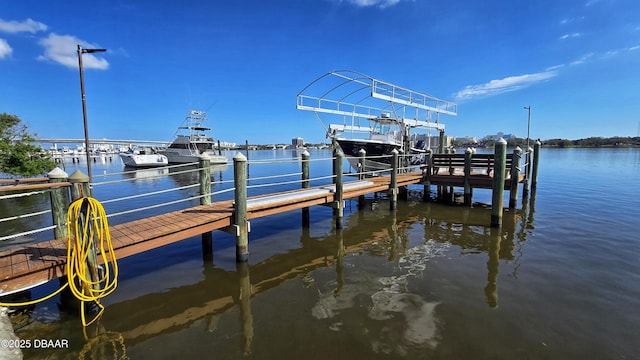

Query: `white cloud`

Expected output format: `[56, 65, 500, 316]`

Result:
[0, 39, 12, 59]
[37, 33, 108, 70]
[545, 64, 565, 71]
[0, 18, 47, 34]
[341, 0, 402, 8]
[454, 71, 558, 101]
[560, 33, 581, 40]
[569, 52, 594, 66]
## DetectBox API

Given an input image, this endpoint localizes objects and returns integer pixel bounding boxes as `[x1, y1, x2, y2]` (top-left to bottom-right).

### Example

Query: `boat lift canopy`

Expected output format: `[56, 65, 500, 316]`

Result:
[296, 70, 457, 135]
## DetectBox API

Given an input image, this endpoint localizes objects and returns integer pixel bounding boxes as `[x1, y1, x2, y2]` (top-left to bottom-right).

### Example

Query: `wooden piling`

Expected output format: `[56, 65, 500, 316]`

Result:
[217, 140, 222, 156]
[463, 148, 473, 206]
[67, 170, 100, 295]
[423, 149, 432, 202]
[390, 149, 398, 211]
[491, 138, 507, 227]
[233, 152, 249, 262]
[531, 140, 541, 191]
[333, 149, 344, 229]
[48, 167, 70, 240]
[523, 145, 532, 199]
[358, 148, 366, 209]
[199, 153, 211, 206]
[201, 232, 213, 263]
[301, 150, 310, 228]
[69, 169, 91, 200]
[509, 147, 522, 209]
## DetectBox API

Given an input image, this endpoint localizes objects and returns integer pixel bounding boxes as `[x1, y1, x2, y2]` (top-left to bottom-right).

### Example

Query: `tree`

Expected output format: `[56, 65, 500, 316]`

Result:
[0, 113, 56, 176]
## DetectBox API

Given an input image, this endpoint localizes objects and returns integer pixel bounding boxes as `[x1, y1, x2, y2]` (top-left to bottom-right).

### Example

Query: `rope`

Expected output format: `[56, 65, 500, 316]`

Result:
[0, 197, 119, 328]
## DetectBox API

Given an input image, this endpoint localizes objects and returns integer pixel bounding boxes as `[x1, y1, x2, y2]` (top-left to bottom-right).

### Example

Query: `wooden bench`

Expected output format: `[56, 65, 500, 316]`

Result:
[427, 153, 522, 189]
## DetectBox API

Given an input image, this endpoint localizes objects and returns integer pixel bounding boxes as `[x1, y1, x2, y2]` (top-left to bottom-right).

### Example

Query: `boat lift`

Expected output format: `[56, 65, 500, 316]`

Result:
[296, 70, 457, 141]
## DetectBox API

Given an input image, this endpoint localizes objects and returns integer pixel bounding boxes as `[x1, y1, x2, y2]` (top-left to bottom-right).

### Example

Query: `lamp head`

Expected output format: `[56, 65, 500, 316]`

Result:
[81, 48, 107, 54]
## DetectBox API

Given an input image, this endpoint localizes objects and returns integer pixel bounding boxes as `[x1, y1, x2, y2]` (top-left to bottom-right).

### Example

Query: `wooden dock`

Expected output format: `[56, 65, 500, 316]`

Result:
[0, 173, 422, 295]
[0, 143, 539, 296]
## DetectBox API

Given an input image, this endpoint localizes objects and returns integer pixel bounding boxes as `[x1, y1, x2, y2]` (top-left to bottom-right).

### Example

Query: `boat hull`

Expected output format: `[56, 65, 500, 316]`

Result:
[336, 139, 427, 172]
[119, 153, 168, 168]
[160, 149, 227, 164]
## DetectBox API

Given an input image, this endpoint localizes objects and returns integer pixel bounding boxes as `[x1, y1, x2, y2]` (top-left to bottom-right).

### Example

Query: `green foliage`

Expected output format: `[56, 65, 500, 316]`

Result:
[0, 113, 56, 176]
[543, 136, 640, 148]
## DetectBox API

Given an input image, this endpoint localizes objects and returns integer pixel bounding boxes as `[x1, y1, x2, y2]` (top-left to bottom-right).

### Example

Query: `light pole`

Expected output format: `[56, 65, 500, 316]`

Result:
[77, 44, 106, 183]
[523, 106, 532, 197]
[523, 106, 531, 151]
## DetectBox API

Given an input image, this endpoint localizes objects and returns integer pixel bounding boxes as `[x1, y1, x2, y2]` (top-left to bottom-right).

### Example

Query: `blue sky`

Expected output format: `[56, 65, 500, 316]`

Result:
[1, 0, 639, 145]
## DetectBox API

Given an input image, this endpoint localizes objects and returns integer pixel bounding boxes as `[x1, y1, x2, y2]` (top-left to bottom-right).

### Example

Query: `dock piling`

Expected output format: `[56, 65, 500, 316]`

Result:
[233, 153, 249, 262]
[422, 149, 432, 201]
[509, 147, 522, 209]
[200, 153, 214, 261]
[463, 148, 473, 206]
[358, 148, 366, 209]
[390, 149, 398, 211]
[333, 149, 344, 229]
[48, 167, 70, 240]
[491, 138, 507, 227]
[69, 169, 91, 199]
[531, 140, 541, 191]
[199, 153, 211, 206]
[301, 150, 310, 228]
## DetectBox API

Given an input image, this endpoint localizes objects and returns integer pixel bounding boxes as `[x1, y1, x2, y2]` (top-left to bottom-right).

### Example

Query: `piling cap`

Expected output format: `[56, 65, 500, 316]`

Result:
[199, 152, 211, 160]
[358, 148, 366, 155]
[390, 148, 399, 154]
[68, 169, 89, 182]
[233, 152, 247, 161]
[47, 167, 68, 179]
[496, 137, 507, 145]
[465, 147, 473, 154]
[301, 150, 310, 157]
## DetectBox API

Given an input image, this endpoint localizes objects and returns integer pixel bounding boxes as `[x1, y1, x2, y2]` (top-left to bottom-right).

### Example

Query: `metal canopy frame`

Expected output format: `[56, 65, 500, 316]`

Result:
[296, 70, 457, 136]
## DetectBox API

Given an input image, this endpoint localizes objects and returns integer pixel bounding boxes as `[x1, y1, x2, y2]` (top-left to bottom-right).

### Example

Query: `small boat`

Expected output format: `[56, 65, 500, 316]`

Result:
[160, 110, 228, 164]
[297, 70, 457, 172]
[119, 148, 168, 168]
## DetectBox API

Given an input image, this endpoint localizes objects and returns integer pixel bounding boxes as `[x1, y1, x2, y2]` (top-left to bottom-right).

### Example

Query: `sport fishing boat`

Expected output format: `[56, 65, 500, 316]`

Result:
[160, 110, 228, 164]
[119, 148, 168, 168]
[297, 70, 457, 172]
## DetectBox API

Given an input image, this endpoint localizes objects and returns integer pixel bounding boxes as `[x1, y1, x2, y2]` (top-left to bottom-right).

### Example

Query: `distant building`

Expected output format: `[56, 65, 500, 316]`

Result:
[455, 136, 477, 144]
[481, 132, 518, 141]
[292, 137, 304, 149]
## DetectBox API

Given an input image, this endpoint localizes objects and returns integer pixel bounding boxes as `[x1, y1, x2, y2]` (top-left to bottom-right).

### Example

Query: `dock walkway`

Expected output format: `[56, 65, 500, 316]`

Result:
[0, 173, 422, 294]
[0, 142, 539, 296]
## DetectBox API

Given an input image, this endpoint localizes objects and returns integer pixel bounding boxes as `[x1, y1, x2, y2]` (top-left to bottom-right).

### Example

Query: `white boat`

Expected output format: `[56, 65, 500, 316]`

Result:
[119, 149, 168, 168]
[160, 110, 228, 164]
[297, 70, 457, 172]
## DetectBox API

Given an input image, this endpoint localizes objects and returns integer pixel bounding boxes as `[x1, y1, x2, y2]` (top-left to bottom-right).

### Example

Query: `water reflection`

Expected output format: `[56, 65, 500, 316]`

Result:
[167, 164, 228, 188]
[121, 167, 169, 182]
[12, 191, 537, 358]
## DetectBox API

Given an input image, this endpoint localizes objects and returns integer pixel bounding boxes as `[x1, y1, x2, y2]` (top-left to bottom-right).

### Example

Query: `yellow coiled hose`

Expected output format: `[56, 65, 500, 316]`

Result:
[66, 196, 119, 326]
[0, 197, 119, 327]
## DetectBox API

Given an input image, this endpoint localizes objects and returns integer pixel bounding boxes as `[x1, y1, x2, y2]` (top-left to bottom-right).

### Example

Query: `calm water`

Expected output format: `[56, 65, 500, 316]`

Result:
[3, 148, 640, 359]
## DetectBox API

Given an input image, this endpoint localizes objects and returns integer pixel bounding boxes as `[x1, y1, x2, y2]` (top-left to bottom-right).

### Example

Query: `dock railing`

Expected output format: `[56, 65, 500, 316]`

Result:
[0, 152, 342, 248]
[1, 145, 541, 250]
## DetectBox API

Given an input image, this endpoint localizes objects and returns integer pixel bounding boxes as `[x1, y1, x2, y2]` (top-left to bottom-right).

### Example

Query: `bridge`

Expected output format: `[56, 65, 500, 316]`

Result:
[36, 138, 171, 148]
